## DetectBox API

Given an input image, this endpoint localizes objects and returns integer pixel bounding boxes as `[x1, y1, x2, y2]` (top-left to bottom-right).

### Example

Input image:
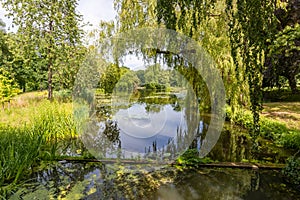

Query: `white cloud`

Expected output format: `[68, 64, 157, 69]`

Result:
[0, 5, 13, 31]
[78, 0, 116, 30]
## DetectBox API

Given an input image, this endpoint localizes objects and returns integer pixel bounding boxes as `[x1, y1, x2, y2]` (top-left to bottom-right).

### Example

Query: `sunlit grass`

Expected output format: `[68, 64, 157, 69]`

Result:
[226, 105, 300, 150]
[0, 91, 48, 126]
[0, 92, 78, 196]
[0, 125, 43, 186]
[262, 102, 300, 131]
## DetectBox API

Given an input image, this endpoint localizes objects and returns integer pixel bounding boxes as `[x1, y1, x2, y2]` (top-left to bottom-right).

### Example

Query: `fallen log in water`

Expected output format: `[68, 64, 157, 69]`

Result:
[177, 162, 286, 170]
[55, 158, 286, 170]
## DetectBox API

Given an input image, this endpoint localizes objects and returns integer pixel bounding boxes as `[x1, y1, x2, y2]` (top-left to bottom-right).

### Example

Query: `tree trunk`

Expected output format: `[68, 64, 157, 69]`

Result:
[22, 81, 26, 93]
[288, 76, 297, 94]
[48, 64, 53, 100]
[47, 20, 53, 100]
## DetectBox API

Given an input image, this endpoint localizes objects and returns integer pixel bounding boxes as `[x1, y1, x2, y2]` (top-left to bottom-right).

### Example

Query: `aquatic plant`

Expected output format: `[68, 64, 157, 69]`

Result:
[176, 149, 213, 169]
[0, 125, 43, 196]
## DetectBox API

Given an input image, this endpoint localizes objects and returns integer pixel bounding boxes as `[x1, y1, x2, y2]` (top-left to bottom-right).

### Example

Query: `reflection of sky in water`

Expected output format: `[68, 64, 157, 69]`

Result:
[112, 103, 186, 153]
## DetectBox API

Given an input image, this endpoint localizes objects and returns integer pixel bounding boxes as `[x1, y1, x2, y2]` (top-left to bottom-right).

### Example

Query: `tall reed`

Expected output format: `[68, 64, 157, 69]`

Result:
[0, 99, 78, 197]
[0, 125, 43, 195]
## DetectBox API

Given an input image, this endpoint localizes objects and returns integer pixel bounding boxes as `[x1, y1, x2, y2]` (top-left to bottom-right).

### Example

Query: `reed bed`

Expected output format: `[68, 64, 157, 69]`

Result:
[0, 97, 78, 197]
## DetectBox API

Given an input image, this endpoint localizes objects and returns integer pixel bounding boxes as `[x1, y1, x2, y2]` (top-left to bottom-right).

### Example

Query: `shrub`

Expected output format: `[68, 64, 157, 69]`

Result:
[280, 131, 300, 149]
[53, 89, 72, 102]
[282, 152, 300, 186]
[176, 149, 213, 168]
[145, 82, 168, 91]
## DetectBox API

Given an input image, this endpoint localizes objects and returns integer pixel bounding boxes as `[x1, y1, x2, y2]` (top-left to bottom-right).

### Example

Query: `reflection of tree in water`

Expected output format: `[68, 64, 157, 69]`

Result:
[102, 120, 121, 148]
[95, 104, 112, 121]
[23, 162, 161, 199]
[154, 169, 253, 200]
[145, 104, 162, 113]
[27, 162, 103, 198]
[207, 125, 252, 162]
[82, 120, 121, 159]
[17, 162, 298, 199]
[93, 85, 211, 160]
[138, 91, 181, 113]
[158, 88, 211, 159]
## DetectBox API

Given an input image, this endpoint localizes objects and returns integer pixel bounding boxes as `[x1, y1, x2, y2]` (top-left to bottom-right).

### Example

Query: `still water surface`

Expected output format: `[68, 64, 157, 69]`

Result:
[9, 90, 298, 199]
[10, 162, 300, 200]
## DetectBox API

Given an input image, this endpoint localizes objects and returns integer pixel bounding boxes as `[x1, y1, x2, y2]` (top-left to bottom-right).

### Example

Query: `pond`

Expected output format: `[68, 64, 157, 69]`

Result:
[9, 162, 300, 199]
[7, 89, 299, 199]
[80, 89, 206, 161]
[78, 89, 292, 163]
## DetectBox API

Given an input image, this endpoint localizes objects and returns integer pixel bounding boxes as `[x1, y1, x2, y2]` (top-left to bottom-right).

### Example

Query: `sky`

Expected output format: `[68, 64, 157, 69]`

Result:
[0, 0, 116, 31]
[0, 0, 146, 68]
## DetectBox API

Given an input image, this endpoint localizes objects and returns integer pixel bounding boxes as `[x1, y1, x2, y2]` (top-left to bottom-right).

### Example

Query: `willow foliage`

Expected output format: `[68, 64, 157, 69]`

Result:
[226, 0, 278, 140]
[112, 0, 247, 111]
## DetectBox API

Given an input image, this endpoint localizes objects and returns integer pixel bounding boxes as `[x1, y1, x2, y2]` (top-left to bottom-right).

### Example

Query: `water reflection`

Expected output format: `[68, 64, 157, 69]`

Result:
[78, 89, 292, 163]
[154, 169, 299, 200]
[10, 162, 300, 200]
[81, 88, 210, 161]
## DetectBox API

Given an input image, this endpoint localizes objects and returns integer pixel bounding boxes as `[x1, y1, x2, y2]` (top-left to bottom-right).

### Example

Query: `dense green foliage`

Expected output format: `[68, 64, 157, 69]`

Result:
[226, 0, 278, 142]
[0, 20, 20, 105]
[282, 152, 300, 186]
[264, 1, 300, 93]
[265, 24, 300, 93]
[112, 0, 299, 145]
[0, 0, 86, 99]
[0, 69, 20, 106]
[176, 149, 213, 168]
[98, 63, 177, 93]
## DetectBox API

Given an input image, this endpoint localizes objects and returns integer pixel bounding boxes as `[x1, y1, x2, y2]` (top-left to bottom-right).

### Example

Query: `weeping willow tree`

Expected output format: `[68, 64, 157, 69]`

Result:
[113, 0, 248, 114]
[108, 0, 229, 153]
[154, 0, 279, 144]
[108, 0, 287, 150]
[226, 0, 278, 142]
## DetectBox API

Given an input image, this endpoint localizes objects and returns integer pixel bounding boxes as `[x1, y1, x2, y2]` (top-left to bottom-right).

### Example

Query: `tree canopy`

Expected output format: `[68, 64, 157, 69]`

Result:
[108, 0, 299, 139]
[0, 0, 85, 99]
[0, 0, 298, 134]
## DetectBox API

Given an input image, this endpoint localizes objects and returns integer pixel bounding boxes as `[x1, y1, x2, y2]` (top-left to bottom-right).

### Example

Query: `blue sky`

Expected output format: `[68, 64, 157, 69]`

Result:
[0, 0, 116, 31]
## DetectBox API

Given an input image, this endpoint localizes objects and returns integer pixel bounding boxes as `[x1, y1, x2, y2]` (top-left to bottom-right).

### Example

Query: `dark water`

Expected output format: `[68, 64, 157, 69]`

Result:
[6, 124, 298, 199]
[9, 162, 300, 199]
[207, 123, 294, 163]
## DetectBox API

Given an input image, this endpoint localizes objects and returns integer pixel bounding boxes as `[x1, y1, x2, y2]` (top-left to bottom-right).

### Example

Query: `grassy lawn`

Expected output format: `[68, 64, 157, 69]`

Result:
[0, 91, 74, 127]
[262, 102, 300, 131]
[0, 91, 47, 126]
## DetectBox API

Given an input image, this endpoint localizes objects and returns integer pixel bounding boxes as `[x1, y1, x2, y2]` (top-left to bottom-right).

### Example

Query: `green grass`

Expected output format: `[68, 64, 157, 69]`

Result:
[262, 102, 300, 131]
[262, 102, 300, 150]
[226, 105, 300, 150]
[0, 93, 78, 196]
[0, 125, 43, 193]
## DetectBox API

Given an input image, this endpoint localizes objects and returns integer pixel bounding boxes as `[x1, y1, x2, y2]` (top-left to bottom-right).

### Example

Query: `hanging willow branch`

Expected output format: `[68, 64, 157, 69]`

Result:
[226, 0, 278, 145]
